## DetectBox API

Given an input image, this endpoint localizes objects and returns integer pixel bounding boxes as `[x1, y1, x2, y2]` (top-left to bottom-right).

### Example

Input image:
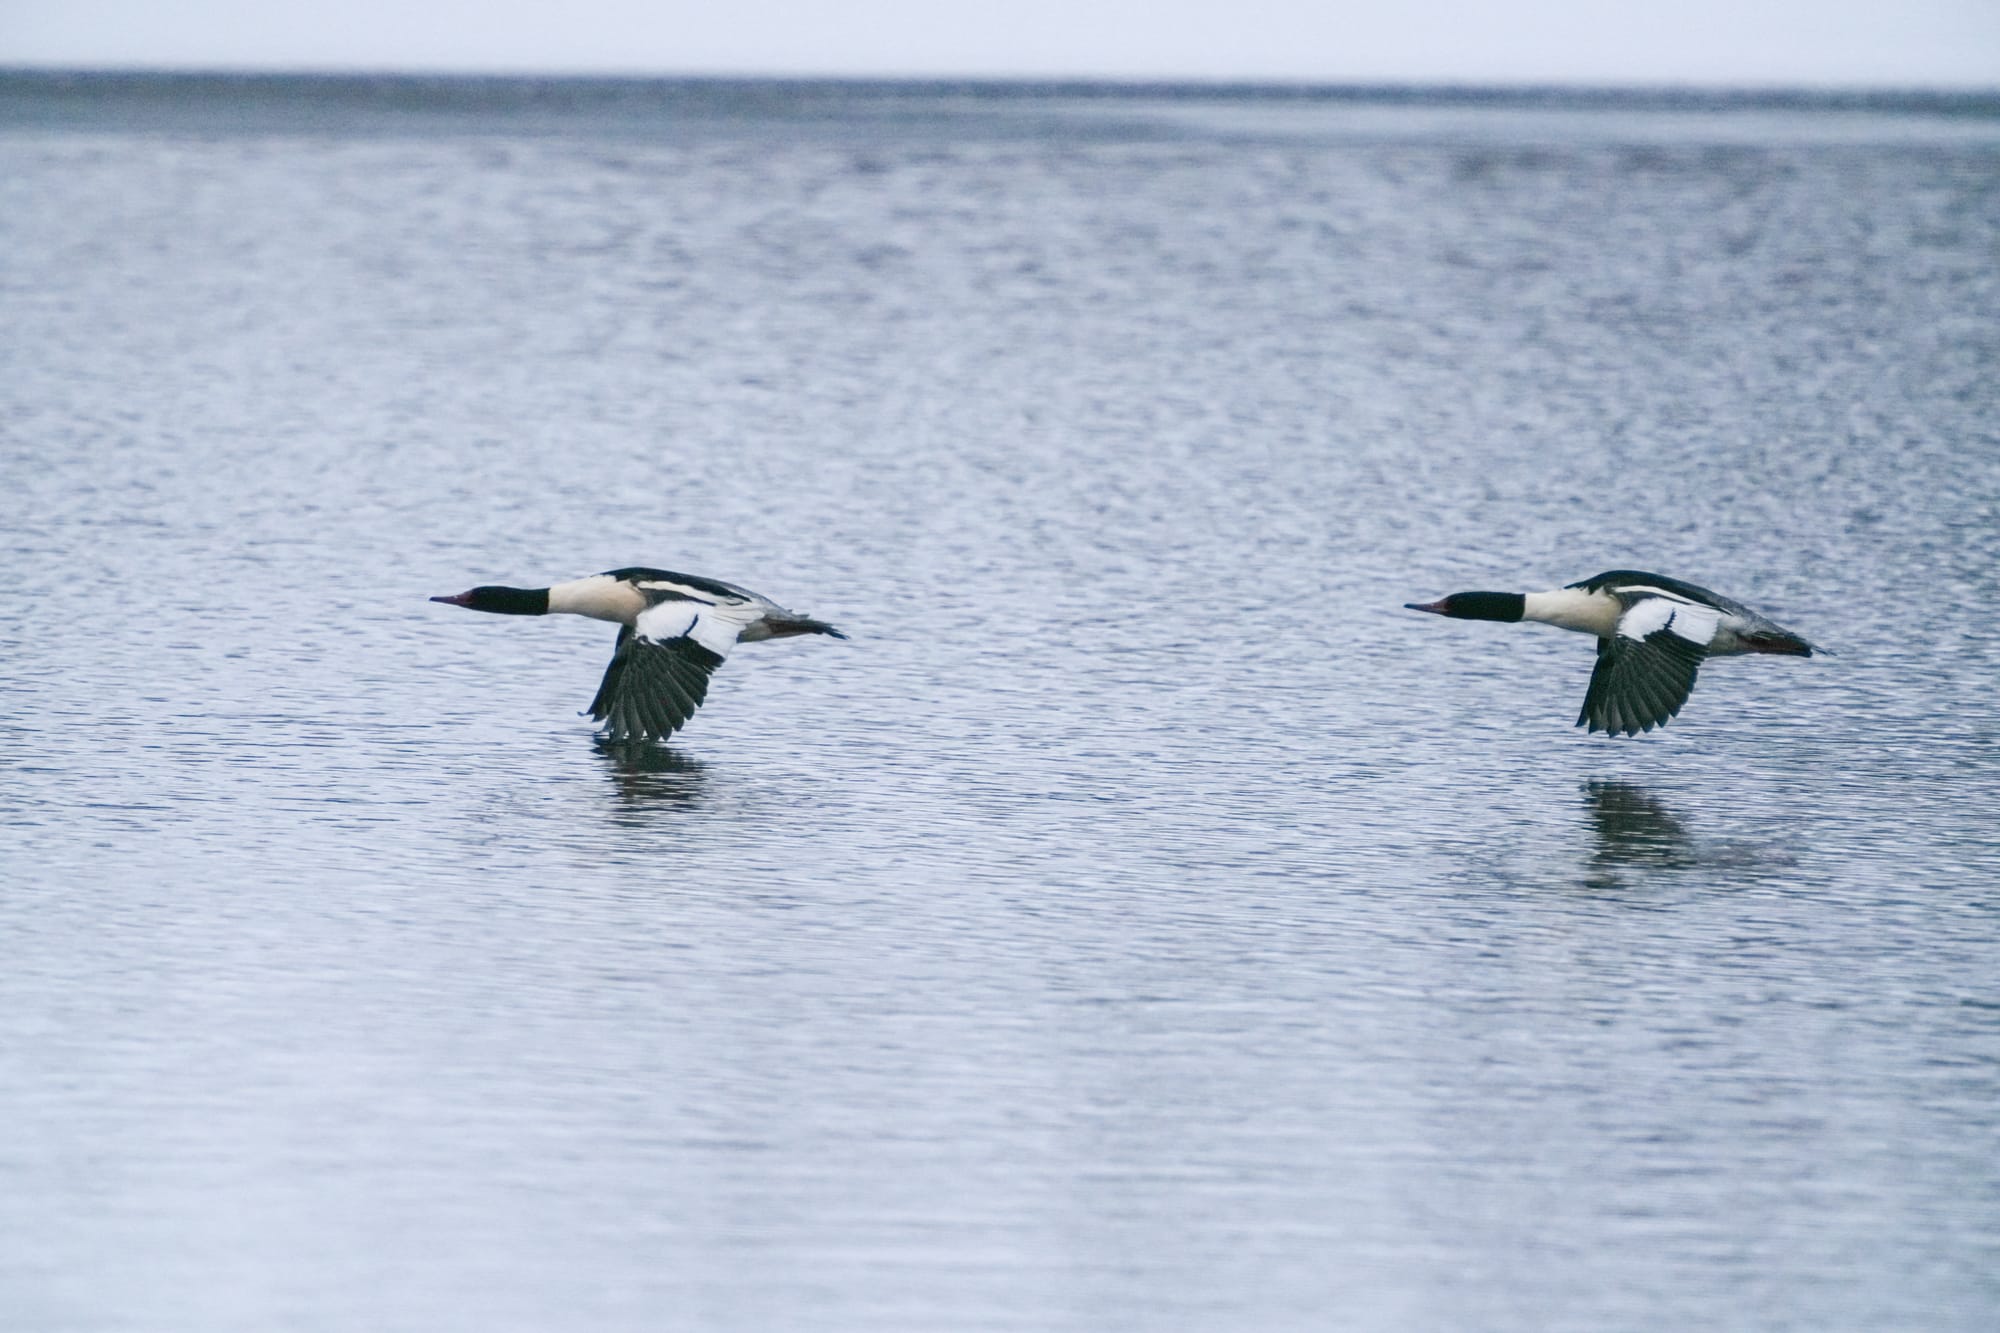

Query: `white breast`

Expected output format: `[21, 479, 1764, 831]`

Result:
[547, 575, 648, 624]
[1521, 587, 1623, 637]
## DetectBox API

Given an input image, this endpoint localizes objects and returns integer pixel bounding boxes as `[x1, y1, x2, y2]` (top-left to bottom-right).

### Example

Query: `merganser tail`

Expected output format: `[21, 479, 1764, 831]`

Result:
[761, 613, 848, 640]
[1736, 629, 1815, 657]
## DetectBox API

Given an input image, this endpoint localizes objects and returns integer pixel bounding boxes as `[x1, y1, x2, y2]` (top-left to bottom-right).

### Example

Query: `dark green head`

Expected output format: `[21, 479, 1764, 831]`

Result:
[430, 585, 550, 616]
[1404, 591, 1525, 623]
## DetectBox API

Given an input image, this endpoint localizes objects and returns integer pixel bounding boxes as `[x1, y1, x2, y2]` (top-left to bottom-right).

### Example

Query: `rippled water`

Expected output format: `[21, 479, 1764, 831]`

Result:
[4, 76, 1999, 1331]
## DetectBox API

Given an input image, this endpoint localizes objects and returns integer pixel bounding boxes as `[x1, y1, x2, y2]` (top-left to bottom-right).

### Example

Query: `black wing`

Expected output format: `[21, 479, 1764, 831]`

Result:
[587, 626, 726, 742]
[1578, 628, 1708, 736]
[1565, 569, 1754, 618]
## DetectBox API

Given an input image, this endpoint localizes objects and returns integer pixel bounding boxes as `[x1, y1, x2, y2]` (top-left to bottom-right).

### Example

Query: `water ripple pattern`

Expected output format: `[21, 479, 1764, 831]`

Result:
[3, 77, 1999, 1333]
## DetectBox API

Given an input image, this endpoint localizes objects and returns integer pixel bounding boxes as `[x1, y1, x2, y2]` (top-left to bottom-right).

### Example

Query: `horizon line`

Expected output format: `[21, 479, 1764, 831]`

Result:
[5, 64, 1999, 102]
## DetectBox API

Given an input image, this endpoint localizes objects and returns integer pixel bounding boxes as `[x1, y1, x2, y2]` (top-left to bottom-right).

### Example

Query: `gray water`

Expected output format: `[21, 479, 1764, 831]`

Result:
[4, 75, 2000, 1331]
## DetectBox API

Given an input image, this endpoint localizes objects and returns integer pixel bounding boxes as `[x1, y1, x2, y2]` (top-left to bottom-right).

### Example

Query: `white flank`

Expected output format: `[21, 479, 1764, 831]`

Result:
[635, 597, 759, 659]
[1619, 596, 1720, 646]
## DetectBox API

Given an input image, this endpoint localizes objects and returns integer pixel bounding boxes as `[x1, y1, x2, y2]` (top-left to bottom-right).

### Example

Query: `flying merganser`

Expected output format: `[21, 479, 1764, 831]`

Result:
[1405, 570, 1820, 737]
[431, 567, 845, 742]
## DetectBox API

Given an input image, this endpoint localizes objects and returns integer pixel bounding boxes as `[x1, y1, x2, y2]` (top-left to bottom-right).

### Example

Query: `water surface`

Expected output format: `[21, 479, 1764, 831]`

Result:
[3, 75, 1999, 1331]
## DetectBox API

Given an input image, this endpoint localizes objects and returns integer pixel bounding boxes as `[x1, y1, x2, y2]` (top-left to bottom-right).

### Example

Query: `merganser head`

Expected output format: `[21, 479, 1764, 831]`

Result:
[430, 585, 550, 615]
[1404, 591, 1525, 622]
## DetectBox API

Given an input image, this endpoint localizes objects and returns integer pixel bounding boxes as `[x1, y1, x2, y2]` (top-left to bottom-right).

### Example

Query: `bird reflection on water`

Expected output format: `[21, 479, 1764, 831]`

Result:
[1578, 779, 1797, 892]
[1581, 779, 1696, 886]
[594, 740, 710, 812]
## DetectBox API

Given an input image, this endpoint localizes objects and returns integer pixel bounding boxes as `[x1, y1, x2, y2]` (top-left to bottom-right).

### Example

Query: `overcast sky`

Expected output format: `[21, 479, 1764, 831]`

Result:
[5, 0, 1998, 87]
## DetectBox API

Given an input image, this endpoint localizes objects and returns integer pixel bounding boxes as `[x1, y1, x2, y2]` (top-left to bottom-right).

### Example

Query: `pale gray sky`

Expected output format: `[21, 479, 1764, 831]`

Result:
[5, 0, 1998, 86]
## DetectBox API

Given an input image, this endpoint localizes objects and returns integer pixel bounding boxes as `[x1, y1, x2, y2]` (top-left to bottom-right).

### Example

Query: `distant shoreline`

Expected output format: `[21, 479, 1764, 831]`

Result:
[4, 67, 1996, 109]
[4, 68, 1995, 146]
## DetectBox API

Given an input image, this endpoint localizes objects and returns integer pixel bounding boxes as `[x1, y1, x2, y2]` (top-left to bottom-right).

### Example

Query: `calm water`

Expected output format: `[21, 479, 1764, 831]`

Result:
[4, 75, 2000, 1331]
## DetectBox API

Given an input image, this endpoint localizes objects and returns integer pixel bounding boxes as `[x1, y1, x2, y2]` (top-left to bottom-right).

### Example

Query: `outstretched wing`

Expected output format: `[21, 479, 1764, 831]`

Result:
[1578, 596, 1722, 737]
[586, 597, 757, 742]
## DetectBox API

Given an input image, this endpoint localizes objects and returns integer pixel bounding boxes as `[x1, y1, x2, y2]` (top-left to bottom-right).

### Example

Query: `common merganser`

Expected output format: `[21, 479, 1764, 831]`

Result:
[1405, 570, 1820, 737]
[431, 567, 844, 742]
